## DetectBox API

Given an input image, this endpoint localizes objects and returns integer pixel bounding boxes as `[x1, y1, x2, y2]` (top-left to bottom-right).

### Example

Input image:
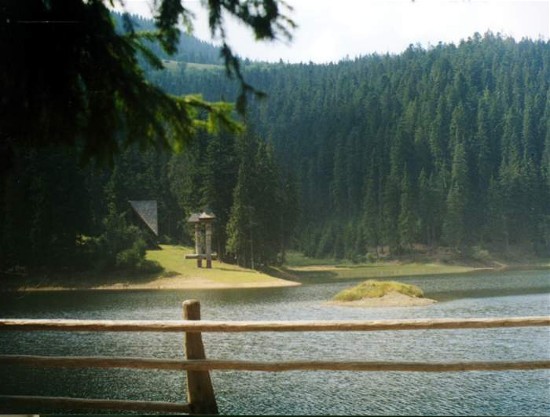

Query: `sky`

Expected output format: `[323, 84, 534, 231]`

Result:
[118, 0, 550, 63]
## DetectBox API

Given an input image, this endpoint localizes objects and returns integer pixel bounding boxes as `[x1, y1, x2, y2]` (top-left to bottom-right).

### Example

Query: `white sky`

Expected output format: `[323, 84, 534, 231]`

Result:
[118, 0, 550, 63]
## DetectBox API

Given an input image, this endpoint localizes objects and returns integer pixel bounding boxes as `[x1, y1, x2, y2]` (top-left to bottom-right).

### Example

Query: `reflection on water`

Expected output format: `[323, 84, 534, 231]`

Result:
[0, 270, 549, 415]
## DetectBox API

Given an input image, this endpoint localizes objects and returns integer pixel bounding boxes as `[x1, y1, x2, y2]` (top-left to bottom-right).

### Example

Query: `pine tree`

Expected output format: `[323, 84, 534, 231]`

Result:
[473, 91, 494, 240]
[201, 132, 238, 259]
[226, 134, 284, 268]
[398, 169, 417, 250]
[279, 172, 300, 263]
[362, 178, 380, 254]
[226, 134, 257, 267]
[253, 141, 283, 266]
[443, 142, 469, 249]
[329, 142, 346, 216]
[382, 174, 401, 254]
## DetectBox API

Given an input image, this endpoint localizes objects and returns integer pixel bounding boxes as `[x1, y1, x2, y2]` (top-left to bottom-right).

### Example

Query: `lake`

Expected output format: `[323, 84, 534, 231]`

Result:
[0, 269, 549, 415]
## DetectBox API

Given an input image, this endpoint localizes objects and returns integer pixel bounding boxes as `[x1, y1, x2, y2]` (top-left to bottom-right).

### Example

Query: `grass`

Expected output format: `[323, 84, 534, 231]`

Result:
[285, 251, 346, 267]
[333, 280, 424, 302]
[284, 251, 477, 281]
[161, 60, 223, 73]
[186, 62, 223, 71]
[326, 263, 475, 279]
[161, 59, 274, 73]
[4, 245, 296, 291]
[146, 245, 290, 284]
[9, 245, 548, 291]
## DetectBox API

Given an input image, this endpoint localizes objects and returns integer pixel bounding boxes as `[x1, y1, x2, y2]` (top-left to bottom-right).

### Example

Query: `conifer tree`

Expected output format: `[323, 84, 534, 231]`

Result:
[201, 132, 238, 259]
[398, 169, 417, 250]
[362, 178, 380, 254]
[226, 134, 284, 267]
[226, 134, 257, 267]
[279, 172, 300, 263]
[382, 174, 401, 254]
[443, 142, 469, 248]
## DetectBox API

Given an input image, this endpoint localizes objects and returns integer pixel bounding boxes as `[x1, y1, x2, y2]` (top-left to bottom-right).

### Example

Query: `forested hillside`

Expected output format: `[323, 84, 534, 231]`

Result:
[150, 32, 550, 260]
[1, 30, 548, 276]
[111, 13, 224, 65]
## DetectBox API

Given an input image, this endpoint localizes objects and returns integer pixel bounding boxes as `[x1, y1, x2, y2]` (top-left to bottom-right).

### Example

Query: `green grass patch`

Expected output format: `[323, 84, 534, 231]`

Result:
[333, 280, 424, 302]
[285, 251, 346, 267]
[285, 251, 475, 277]
[160, 60, 224, 73]
[186, 62, 223, 71]
[284, 259, 476, 283]
[328, 263, 475, 279]
[146, 245, 291, 284]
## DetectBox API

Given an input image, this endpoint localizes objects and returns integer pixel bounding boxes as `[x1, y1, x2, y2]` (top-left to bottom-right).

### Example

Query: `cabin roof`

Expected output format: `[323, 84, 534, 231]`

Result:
[129, 200, 158, 236]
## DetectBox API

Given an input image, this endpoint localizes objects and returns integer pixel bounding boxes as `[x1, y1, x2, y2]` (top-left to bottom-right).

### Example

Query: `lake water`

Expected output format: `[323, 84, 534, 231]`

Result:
[1, 269, 549, 415]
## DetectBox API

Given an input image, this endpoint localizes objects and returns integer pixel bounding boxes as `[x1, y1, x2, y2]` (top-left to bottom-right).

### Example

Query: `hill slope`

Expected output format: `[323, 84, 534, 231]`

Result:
[149, 33, 550, 260]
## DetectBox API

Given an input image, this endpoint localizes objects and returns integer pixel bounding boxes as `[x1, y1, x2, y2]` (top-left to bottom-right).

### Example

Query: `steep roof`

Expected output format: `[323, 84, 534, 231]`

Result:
[129, 200, 158, 236]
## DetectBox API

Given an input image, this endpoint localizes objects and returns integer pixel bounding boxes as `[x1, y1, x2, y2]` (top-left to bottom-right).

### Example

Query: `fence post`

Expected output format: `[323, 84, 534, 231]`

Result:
[183, 300, 218, 415]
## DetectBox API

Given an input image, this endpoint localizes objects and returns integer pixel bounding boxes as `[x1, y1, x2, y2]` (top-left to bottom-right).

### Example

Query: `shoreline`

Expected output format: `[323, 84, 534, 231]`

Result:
[11, 274, 301, 292]
[3, 259, 548, 293]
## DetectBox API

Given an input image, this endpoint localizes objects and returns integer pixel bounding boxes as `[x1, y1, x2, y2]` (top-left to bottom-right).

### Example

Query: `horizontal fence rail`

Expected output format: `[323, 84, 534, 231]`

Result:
[0, 395, 191, 413]
[1, 315, 549, 333]
[1, 301, 549, 415]
[1, 354, 549, 373]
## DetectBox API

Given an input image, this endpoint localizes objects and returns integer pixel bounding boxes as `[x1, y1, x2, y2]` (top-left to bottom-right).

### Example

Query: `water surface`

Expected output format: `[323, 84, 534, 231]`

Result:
[0, 269, 549, 415]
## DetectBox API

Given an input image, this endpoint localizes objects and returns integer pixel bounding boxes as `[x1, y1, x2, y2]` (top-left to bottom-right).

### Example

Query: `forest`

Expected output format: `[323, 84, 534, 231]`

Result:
[1, 19, 549, 275]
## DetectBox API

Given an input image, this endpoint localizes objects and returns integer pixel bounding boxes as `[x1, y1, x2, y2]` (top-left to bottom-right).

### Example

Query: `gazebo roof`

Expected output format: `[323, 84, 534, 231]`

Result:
[199, 211, 216, 221]
[187, 213, 201, 223]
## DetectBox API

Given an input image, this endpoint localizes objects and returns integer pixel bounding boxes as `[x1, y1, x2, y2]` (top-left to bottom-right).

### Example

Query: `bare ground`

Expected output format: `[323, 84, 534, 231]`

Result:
[15, 274, 301, 291]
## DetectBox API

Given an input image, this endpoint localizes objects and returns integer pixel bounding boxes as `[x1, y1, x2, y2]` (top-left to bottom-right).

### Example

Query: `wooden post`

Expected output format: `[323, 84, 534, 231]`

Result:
[182, 300, 218, 415]
[198, 212, 215, 269]
[205, 223, 212, 269]
[195, 223, 202, 268]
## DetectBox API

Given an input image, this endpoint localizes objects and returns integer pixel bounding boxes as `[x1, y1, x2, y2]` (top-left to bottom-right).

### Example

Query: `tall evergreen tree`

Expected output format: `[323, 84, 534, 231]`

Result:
[443, 142, 469, 249]
[226, 134, 285, 267]
[398, 169, 417, 250]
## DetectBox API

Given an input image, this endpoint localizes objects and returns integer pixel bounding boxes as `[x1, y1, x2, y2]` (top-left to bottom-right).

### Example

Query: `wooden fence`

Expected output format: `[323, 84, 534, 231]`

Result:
[0, 299, 549, 414]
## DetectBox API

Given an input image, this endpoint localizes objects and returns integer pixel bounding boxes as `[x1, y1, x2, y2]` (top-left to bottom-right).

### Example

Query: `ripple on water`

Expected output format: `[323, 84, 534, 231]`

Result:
[0, 270, 549, 415]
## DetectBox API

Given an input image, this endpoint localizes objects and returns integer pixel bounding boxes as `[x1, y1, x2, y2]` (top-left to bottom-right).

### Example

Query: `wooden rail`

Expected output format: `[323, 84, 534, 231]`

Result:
[1, 300, 549, 415]
[0, 395, 191, 413]
[0, 300, 217, 415]
[1, 354, 548, 372]
[1, 315, 549, 332]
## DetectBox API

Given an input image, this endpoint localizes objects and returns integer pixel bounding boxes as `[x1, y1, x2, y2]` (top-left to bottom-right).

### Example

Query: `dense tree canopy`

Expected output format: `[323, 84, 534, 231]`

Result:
[1, 19, 549, 277]
[155, 33, 550, 259]
[0, 1, 295, 274]
[0, 0, 294, 170]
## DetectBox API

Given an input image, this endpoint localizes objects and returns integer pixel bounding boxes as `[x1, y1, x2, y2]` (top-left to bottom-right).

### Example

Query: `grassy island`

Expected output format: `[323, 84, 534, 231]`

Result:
[329, 280, 436, 308]
[333, 280, 424, 301]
